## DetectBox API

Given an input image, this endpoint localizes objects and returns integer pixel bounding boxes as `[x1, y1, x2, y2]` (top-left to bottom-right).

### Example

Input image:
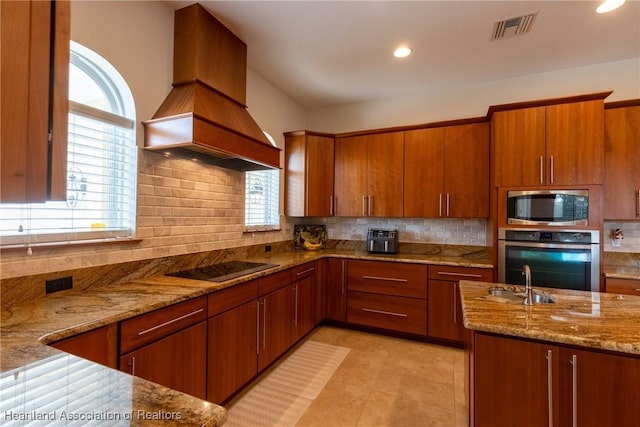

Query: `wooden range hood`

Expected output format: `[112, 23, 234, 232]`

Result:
[143, 3, 280, 171]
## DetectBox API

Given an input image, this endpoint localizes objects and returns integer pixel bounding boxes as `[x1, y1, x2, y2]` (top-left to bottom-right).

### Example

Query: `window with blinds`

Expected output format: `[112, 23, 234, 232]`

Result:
[244, 132, 280, 231]
[0, 42, 137, 248]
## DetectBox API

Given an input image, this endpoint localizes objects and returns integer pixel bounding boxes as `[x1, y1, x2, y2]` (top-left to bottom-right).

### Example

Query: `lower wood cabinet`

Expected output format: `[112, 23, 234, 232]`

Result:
[470, 332, 640, 427]
[346, 259, 428, 335]
[291, 262, 317, 344]
[51, 324, 117, 368]
[348, 290, 427, 335]
[119, 296, 208, 400]
[208, 299, 258, 404]
[119, 322, 207, 400]
[605, 277, 640, 296]
[258, 284, 292, 371]
[324, 258, 347, 322]
[427, 265, 493, 343]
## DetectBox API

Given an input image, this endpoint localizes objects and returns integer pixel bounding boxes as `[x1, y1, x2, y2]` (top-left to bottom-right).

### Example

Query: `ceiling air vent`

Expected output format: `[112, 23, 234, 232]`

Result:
[491, 11, 538, 40]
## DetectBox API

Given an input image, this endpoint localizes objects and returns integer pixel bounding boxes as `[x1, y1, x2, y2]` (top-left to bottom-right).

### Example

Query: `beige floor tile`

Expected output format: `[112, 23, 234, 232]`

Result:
[296, 379, 371, 427]
[356, 391, 456, 427]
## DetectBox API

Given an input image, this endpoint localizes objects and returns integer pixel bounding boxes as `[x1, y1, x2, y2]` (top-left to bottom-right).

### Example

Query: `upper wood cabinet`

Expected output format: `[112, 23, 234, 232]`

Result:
[604, 102, 640, 220]
[284, 131, 335, 217]
[405, 122, 489, 218]
[1, 0, 69, 202]
[492, 99, 605, 187]
[334, 131, 404, 217]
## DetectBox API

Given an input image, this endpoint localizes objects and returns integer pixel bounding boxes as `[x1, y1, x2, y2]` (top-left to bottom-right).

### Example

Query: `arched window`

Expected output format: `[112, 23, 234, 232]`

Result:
[0, 42, 137, 248]
[244, 132, 280, 231]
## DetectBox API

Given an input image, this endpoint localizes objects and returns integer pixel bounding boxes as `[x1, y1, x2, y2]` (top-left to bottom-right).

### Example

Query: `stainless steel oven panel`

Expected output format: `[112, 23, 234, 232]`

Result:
[507, 189, 589, 197]
[507, 218, 588, 226]
[498, 228, 600, 243]
[498, 239, 600, 292]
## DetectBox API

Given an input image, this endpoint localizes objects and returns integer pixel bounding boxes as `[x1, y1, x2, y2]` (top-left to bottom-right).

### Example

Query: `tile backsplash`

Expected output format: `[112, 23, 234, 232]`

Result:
[290, 217, 487, 246]
[603, 221, 640, 253]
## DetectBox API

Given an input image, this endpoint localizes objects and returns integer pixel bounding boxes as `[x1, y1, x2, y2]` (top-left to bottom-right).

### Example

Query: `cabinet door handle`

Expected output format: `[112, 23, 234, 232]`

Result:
[296, 268, 315, 276]
[361, 307, 408, 318]
[362, 275, 408, 283]
[636, 190, 639, 218]
[368, 195, 373, 216]
[436, 271, 483, 279]
[539, 156, 544, 184]
[546, 350, 553, 427]
[362, 195, 367, 216]
[128, 356, 136, 376]
[330, 196, 334, 216]
[439, 193, 443, 217]
[446, 193, 450, 217]
[570, 354, 577, 427]
[550, 155, 555, 184]
[136, 308, 204, 336]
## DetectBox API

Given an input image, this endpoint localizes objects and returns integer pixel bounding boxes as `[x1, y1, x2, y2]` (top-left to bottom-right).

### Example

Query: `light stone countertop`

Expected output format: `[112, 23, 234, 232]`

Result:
[603, 265, 640, 280]
[459, 280, 640, 356]
[1, 249, 493, 426]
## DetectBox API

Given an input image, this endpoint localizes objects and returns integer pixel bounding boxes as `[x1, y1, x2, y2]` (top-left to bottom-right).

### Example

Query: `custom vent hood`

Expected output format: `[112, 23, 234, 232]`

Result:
[143, 3, 280, 171]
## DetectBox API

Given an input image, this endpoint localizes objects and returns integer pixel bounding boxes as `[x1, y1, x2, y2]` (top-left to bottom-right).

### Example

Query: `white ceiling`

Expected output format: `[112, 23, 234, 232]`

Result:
[168, 1, 640, 109]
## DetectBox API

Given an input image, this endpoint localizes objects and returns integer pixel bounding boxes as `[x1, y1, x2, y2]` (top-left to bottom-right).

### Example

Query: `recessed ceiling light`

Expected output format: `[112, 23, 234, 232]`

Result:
[393, 46, 412, 58]
[596, 0, 626, 13]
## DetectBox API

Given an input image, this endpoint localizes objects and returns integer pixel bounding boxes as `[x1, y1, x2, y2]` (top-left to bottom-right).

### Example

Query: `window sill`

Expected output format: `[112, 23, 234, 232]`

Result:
[243, 228, 282, 234]
[0, 237, 143, 253]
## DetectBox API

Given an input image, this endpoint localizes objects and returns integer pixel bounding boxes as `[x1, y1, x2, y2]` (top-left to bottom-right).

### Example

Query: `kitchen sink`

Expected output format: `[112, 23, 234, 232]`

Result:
[167, 261, 279, 283]
[487, 287, 555, 304]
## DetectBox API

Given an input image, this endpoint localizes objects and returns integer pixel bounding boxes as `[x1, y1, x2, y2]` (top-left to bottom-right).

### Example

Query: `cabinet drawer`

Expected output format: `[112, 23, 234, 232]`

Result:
[258, 269, 291, 295]
[347, 260, 427, 298]
[208, 280, 258, 317]
[120, 296, 207, 354]
[605, 278, 640, 296]
[428, 264, 493, 282]
[291, 261, 317, 281]
[347, 291, 427, 336]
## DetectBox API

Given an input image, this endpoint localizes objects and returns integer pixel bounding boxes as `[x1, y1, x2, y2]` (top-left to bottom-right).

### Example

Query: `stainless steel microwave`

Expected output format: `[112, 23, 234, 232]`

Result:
[506, 190, 589, 226]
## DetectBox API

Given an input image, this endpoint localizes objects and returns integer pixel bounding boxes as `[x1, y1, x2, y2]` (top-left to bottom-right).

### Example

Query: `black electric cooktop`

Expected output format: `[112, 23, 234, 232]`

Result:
[167, 261, 278, 283]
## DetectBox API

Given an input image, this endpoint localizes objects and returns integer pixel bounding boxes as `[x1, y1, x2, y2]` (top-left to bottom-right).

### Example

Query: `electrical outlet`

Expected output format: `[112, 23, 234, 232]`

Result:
[265, 244, 272, 253]
[46, 276, 73, 294]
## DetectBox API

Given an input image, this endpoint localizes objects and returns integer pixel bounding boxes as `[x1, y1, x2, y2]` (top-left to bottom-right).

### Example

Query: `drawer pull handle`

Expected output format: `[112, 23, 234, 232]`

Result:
[137, 308, 205, 336]
[296, 268, 316, 276]
[437, 272, 483, 278]
[635, 289, 640, 292]
[361, 308, 408, 318]
[362, 275, 408, 283]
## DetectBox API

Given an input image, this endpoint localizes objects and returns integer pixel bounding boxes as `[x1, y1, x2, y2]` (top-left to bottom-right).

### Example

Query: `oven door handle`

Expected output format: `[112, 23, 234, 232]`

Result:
[499, 241, 593, 250]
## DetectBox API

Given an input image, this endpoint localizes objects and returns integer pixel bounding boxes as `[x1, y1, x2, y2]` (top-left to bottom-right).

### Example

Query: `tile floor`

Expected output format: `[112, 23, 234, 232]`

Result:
[229, 325, 467, 427]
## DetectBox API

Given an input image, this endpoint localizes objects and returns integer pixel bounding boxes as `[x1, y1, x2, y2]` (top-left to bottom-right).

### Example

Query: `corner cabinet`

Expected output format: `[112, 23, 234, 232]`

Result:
[284, 131, 335, 217]
[492, 97, 606, 187]
[1, 0, 69, 202]
[334, 131, 404, 217]
[404, 122, 489, 218]
[470, 332, 640, 427]
[324, 258, 347, 322]
[604, 102, 640, 220]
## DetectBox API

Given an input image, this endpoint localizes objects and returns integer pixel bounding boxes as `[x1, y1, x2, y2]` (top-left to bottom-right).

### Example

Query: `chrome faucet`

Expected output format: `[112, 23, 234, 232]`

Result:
[522, 264, 534, 305]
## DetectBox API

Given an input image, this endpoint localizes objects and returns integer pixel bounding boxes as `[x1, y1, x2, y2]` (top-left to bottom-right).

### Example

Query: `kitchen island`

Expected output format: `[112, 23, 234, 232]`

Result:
[459, 281, 640, 427]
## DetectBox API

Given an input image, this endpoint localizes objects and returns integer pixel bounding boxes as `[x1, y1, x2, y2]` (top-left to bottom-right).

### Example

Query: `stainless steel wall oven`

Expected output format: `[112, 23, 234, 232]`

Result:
[498, 228, 600, 292]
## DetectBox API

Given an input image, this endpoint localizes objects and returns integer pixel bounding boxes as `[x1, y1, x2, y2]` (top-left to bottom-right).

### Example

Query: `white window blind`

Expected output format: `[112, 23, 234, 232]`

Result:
[0, 42, 137, 248]
[245, 169, 280, 231]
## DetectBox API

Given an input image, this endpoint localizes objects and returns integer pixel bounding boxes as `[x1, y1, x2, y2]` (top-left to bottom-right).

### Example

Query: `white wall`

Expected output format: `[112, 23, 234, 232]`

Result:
[307, 57, 640, 133]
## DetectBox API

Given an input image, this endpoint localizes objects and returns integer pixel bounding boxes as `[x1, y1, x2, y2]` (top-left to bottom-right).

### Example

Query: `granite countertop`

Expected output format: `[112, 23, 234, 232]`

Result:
[603, 265, 640, 280]
[1, 248, 492, 426]
[459, 280, 640, 356]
